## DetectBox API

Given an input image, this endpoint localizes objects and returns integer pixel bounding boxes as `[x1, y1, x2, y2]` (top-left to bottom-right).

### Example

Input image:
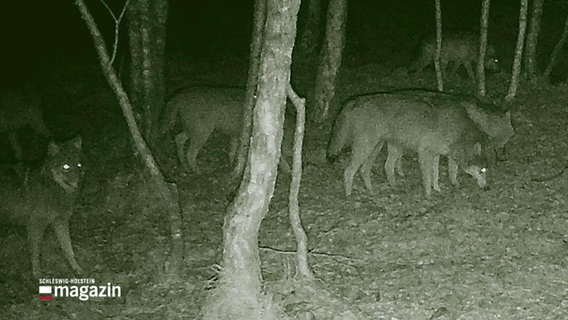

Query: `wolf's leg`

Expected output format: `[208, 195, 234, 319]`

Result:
[53, 220, 82, 275]
[229, 138, 238, 166]
[448, 157, 460, 186]
[418, 150, 436, 198]
[360, 141, 384, 194]
[185, 128, 213, 172]
[27, 219, 48, 278]
[175, 132, 189, 167]
[385, 143, 404, 186]
[344, 137, 378, 197]
[464, 61, 476, 82]
[432, 155, 441, 192]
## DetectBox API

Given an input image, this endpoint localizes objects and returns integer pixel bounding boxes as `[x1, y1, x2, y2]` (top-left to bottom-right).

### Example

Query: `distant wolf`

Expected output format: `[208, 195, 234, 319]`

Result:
[410, 31, 500, 81]
[0, 90, 52, 160]
[160, 86, 294, 172]
[327, 92, 492, 197]
[0, 136, 84, 277]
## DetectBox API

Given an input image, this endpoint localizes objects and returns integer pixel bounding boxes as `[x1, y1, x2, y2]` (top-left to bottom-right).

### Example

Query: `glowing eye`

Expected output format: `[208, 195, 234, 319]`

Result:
[63, 164, 71, 170]
[481, 167, 487, 173]
[77, 163, 82, 168]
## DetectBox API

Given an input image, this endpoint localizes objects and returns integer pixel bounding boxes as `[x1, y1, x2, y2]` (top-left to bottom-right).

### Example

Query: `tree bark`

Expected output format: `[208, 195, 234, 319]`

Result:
[434, 0, 444, 92]
[313, 0, 348, 122]
[477, 0, 491, 96]
[203, 0, 301, 318]
[544, 10, 568, 78]
[128, 0, 168, 141]
[524, 0, 544, 81]
[232, 0, 267, 180]
[506, 0, 528, 102]
[75, 0, 183, 279]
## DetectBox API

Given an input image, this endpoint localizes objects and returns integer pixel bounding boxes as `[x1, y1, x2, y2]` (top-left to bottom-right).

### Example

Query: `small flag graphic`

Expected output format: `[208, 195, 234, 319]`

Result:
[39, 286, 53, 301]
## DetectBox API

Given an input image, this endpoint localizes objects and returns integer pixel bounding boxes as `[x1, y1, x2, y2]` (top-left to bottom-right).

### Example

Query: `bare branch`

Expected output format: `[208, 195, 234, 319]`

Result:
[98, 0, 130, 65]
[286, 83, 311, 279]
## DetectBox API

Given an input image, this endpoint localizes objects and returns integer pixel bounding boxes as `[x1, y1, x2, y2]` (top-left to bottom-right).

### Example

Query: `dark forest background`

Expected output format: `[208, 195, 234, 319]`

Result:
[1, 0, 567, 87]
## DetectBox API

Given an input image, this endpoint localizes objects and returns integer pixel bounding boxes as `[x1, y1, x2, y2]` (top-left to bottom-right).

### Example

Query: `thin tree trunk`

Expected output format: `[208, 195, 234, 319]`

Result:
[128, 0, 144, 124]
[506, 0, 528, 102]
[544, 10, 568, 78]
[75, 0, 183, 279]
[477, 0, 491, 96]
[286, 84, 312, 279]
[128, 0, 168, 141]
[232, 0, 266, 180]
[525, 0, 544, 81]
[313, 0, 348, 122]
[297, 0, 323, 57]
[434, 0, 444, 91]
[203, 1, 301, 318]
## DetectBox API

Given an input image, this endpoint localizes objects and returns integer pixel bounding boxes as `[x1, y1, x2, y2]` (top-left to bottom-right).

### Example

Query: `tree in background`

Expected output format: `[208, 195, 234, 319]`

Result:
[434, 0, 444, 91]
[231, 0, 266, 180]
[477, 0, 491, 96]
[128, 0, 168, 141]
[506, 0, 528, 102]
[297, 0, 324, 58]
[313, 0, 348, 122]
[524, 0, 544, 82]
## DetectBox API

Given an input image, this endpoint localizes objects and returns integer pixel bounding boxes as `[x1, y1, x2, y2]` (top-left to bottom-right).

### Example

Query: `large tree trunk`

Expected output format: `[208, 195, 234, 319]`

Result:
[128, 0, 168, 141]
[477, 0, 491, 96]
[231, 0, 267, 180]
[297, 0, 324, 57]
[75, 0, 183, 279]
[524, 0, 544, 81]
[313, 0, 348, 122]
[203, 0, 301, 319]
[434, 0, 444, 91]
[506, 0, 528, 102]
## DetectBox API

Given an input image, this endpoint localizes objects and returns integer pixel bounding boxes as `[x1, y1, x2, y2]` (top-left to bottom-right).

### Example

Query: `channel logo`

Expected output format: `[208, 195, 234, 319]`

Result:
[38, 279, 121, 301]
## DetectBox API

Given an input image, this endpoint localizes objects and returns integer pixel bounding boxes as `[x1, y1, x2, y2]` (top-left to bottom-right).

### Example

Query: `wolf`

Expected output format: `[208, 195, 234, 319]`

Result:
[371, 90, 514, 180]
[382, 90, 513, 176]
[161, 86, 294, 173]
[327, 93, 491, 197]
[0, 136, 84, 277]
[0, 90, 52, 160]
[410, 31, 500, 81]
